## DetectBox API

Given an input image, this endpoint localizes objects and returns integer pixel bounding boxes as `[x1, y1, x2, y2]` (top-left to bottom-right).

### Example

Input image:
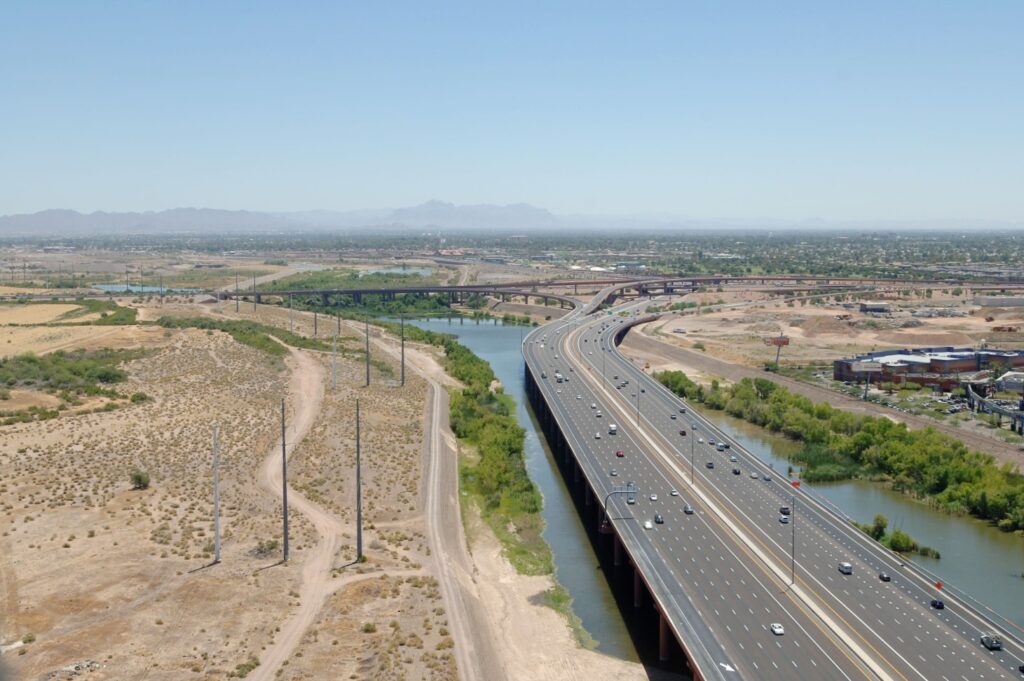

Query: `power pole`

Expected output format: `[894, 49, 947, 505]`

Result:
[212, 424, 222, 564]
[314, 310, 318, 337]
[356, 398, 363, 561]
[364, 317, 371, 387]
[289, 294, 294, 333]
[332, 333, 338, 391]
[400, 314, 406, 386]
[252, 275, 257, 312]
[336, 311, 340, 336]
[235, 274, 239, 313]
[281, 399, 289, 563]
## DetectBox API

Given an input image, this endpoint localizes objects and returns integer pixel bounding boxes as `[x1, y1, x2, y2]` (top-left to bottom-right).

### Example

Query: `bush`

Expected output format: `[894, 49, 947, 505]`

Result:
[130, 392, 149, 403]
[130, 470, 150, 490]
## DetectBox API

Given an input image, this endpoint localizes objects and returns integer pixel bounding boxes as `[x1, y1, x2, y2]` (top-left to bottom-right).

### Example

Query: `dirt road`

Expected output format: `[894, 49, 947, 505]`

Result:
[621, 327, 1024, 468]
[369, 324, 505, 681]
[250, 347, 333, 681]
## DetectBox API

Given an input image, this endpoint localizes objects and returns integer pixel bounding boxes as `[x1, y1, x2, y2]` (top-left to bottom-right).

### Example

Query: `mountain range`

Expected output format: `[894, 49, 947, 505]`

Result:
[0, 201, 563, 237]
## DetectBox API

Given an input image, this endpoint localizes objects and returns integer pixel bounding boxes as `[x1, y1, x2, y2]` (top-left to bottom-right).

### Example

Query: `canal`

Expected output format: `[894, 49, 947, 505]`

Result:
[405, 315, 1024, 659]
[405, 316, 639, 659]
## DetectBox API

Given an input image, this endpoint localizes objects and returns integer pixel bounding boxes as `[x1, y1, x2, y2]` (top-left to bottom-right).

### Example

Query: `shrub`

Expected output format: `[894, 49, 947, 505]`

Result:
[130, 470, 150, 490]
[130, 392, 149, 403]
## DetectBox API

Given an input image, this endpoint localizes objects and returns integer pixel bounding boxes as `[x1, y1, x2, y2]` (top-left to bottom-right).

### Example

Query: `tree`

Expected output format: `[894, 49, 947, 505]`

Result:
[870, 514, 888, 541]
[130, 469, 150, 490]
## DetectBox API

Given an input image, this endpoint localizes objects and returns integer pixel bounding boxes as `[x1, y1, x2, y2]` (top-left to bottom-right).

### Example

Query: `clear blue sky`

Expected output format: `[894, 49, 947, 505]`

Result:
[2, 1, 1021, 221]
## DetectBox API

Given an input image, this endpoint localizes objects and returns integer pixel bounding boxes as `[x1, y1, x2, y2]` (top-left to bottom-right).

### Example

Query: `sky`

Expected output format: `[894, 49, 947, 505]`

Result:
[1, 1, 1022, 222]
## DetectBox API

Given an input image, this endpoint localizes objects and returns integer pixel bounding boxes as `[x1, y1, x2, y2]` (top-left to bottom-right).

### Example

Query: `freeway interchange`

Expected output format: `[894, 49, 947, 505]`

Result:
[523, 296, 1024, 680]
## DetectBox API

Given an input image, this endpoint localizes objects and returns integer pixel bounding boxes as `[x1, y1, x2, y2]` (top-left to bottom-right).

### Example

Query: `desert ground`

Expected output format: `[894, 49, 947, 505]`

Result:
[1, 293, 654, 681]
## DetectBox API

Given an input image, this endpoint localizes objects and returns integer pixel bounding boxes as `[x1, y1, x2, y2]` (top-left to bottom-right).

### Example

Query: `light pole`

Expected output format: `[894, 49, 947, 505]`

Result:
[790, 480, 800, 585]
[689, 424, 697, 485]
[602, 482, 638, 524]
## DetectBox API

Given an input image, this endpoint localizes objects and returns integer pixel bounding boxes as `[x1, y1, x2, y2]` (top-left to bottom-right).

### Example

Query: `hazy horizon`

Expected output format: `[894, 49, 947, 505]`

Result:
[2, 3, 1022, 222]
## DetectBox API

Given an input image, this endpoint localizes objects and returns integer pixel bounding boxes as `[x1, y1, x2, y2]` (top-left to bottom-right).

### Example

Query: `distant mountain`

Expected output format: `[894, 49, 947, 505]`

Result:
[0, 201, 563, 237]
[389, 200, 559, 230]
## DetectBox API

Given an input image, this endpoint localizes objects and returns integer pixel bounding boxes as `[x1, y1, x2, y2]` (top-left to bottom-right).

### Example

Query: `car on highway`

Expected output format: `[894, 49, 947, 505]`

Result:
[750, 471, 759, 479]
[779, 506, 791, 515]
[595, 411, 602, 417]
[698, 438, 704, 444]
[838, 562, 853, 575]
[732, 467, 741, 475]
[706, 461, 714, 469]
[931, 599, 945, 610]
[577, 394, 581, 399]
[879, 572, 891, 582]
[981, 634, 1003, 650]
[591, 403, 597, 409]
[679, 429, 687, 436]
[609, 469, 618, 477]
[679, 407, 685, 413]
[670, 488, 679, 496]
[683, 504, 694, 514]
[615, 450, 624, 458]
[763, 474, 772, 481]
[643, 520, 653, 530]
[779, 516, 789, 524]
[769, 623, 785, 636]
[708, 439, 716, 446]
[649, 493, 658, 501]
[729, 455, 738, 462]
[654, 514, 664, 524]
[594, 432, 601, 439]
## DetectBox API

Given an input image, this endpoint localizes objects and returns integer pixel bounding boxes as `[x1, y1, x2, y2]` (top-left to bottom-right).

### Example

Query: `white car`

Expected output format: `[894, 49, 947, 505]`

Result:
[770, 623, 785, 636]
[594, 432, 601, 439]
[576, 395, 582, 400]
[698, 438, 704, 444]
[643, 520, 653, 530]
[670, 489, 679, 496]
[649, 493, 658, 501]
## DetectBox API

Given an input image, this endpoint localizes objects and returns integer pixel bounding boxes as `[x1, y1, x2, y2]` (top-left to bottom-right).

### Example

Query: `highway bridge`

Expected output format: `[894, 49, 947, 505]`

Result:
[523, 292, 1024, 679]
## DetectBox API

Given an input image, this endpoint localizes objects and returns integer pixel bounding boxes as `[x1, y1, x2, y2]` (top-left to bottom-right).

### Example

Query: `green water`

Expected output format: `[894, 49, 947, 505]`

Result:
[406, 317, 639, 660]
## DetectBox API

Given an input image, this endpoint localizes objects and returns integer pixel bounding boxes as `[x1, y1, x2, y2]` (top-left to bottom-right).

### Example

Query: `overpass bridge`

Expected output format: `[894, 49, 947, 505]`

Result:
[523, 291, 1024, 678]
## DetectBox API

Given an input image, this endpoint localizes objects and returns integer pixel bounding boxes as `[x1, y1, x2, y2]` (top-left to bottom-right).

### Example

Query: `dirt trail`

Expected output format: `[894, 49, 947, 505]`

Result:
[368, 324, 505, 681]
[250, 348, 331, 681]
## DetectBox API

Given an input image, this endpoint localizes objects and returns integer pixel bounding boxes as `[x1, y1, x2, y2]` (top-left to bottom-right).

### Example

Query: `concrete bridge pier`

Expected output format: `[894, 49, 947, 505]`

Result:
[659, 612, 671, 664]
[613, 536, 623, 567]
[633, 568, 643, 609]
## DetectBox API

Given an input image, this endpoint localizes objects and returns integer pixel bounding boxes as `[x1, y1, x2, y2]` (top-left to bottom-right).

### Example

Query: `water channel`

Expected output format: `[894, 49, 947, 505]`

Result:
[406, 316, 1024, 659]
[404, 316, 639, 660]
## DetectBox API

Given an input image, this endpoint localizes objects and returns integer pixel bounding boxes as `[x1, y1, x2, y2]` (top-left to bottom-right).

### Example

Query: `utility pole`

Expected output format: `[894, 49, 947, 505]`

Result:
[332, 333, 338, 391]
[364, 317, 371, 387]
[314, 310, 318, 337]
[356, 398, 363, 561]
[289, 294, 294, 333]
[400, 314, 405, 386]
[212, 424, 222, 564]
[235, 273, 239, 313]
[689, 424, 696, 485]
[336, 311, 340, 336]
[252, 275, 257, 312]
[281, 399, 289, 563]
[125, 264, 129, 292]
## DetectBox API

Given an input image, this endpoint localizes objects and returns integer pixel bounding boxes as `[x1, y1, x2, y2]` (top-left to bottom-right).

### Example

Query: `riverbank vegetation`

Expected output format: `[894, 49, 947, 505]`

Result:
[656, 371, 1024, 534]
[388, 321, 551, 573]
[155, 317, 332, 357]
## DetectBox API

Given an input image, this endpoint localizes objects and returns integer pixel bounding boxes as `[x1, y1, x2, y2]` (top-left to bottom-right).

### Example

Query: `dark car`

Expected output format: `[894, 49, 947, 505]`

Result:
[615, 450, 625, 458]
[654, 514, 664, 525]
[706, 461, 714, 469]
[779, 506, 791, 516]
[931, 599, 945, 610]
[879, 572, 891, 582]
[980, 634, 1002, 651]
[679, 429, 687, 436]
[732, 467, 741, 475]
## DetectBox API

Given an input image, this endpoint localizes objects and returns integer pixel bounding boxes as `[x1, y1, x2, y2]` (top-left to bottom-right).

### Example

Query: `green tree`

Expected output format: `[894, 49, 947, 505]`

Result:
[130, 470, 150, 490]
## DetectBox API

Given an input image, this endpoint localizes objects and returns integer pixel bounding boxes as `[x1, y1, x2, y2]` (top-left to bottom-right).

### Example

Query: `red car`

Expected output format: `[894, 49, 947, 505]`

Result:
[615, 450, 625, 458]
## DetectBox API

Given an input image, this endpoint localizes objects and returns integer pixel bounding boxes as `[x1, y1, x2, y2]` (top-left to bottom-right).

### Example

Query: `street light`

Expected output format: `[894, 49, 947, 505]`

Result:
[601, 482, 638, 527]
[790, 480, 801, 585]
[689, 424, 698, 485]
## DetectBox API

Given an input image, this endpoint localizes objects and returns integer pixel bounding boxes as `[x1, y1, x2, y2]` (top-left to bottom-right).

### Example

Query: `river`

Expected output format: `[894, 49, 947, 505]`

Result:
[405, 315, 1024, 657]
[698, 408, 1024, 630]
[404, 316, 639, 660]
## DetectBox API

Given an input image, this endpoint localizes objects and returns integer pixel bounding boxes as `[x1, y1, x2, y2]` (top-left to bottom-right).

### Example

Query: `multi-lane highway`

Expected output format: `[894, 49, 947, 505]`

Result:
[524, 296, 1024, 680]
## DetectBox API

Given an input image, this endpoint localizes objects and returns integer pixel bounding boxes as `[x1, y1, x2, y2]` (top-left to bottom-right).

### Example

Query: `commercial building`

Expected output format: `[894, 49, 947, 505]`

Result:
[834, 346, 1024, 388]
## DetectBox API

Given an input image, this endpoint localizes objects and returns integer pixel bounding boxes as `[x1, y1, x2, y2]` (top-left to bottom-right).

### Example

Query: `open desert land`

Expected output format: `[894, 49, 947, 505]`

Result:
[2, 296, 649, 681]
